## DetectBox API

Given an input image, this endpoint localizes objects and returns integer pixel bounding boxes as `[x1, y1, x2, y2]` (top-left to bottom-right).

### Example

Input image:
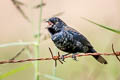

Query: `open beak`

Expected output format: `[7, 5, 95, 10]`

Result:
[45, 20, 53, 29]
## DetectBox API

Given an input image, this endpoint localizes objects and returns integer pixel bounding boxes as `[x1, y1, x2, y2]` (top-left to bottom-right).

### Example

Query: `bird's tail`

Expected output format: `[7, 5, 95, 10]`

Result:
[88, 48, 108, 64]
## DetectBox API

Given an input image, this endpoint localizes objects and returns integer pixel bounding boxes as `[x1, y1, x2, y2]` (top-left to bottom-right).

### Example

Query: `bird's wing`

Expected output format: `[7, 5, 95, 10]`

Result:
[64, 26, 93, 48]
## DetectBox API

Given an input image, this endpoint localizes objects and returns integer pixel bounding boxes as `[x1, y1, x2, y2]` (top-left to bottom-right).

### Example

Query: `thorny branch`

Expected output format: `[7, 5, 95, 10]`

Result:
[0, 46, 120, 67]
[112, 44, 120, 62]
[49, 48, 63, 67]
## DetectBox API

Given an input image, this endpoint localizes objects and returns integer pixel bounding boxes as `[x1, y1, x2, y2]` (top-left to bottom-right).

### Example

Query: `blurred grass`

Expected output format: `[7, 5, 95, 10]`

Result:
[0, 19, 119, 80]
[0, 41, 37, 48]
[0, 0, 120, 80]
[11, 0, 31, 22]
[0, 39, 120, 80]
[0, 63, 32, 80]
[33, 0, 43, 80]
[44, 74, 64, 80]
[82, 17, 120, 34]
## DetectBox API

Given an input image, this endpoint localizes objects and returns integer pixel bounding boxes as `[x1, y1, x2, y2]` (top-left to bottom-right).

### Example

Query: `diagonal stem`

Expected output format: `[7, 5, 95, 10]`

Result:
[112, 44, 120, 62]
[49, 47, 54, 58]
[10, 48, 25, 60]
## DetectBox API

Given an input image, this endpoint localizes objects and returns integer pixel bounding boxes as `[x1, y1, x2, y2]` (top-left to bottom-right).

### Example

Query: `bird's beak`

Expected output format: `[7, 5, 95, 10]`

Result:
[45, 20, 53, 29]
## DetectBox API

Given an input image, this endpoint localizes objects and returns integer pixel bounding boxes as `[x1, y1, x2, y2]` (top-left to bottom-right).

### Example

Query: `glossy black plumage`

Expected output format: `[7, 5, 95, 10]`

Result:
[46, 17, 107, 64]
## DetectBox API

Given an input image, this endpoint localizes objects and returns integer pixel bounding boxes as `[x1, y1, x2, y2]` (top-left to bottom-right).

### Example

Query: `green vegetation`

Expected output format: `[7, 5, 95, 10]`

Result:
[0, 0, 120, 80]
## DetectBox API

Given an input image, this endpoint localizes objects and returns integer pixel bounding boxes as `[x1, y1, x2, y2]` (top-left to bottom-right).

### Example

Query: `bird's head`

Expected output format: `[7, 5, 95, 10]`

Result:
[46, 17, 66, 35]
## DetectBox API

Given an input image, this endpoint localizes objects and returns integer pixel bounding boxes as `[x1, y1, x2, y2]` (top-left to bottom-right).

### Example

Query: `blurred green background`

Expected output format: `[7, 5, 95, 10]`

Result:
[0, 0, 120, 80]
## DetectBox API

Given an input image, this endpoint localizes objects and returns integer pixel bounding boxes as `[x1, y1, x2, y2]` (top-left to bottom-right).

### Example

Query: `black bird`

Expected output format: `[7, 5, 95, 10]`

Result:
[46, 17, 107, 64]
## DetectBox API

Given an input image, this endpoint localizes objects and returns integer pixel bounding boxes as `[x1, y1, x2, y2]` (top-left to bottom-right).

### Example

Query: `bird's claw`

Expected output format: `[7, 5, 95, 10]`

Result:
[60, 55, 66, 62]
[72, 54, 78, 61]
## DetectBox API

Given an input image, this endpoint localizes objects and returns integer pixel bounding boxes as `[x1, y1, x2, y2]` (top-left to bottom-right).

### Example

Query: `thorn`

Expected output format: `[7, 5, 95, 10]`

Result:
[112, 44, 120, 62]
[58, 59, 63, 64]
[55, 60, 57, 67]
[49, 47, 54, 58]
[58, 52, 63, 64]
[48, 47, 63, 67]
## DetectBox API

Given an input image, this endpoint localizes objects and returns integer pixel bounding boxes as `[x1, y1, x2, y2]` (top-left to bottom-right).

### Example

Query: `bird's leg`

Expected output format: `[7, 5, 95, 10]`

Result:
[72, 54, 78, 61]
[61, 53, 70, 62]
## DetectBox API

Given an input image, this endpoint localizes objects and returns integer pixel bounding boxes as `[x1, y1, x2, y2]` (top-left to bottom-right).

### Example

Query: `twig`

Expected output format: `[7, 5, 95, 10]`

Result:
[10, 48, 25, 60]
[0, 48, 120, 65]
[112, 44, 120, 62]
[49, 48, 63, 67]
[33, 3, 46, 8]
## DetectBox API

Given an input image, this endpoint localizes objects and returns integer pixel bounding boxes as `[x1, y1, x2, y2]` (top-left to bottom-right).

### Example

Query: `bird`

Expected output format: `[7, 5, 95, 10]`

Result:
[46, 17, 107, 64]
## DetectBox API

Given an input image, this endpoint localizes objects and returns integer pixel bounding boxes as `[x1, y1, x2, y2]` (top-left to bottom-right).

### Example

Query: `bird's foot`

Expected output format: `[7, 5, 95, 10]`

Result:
[60, 53, 70, 62]
[60, 55, 66, 62]
[72, 54, 78, 61]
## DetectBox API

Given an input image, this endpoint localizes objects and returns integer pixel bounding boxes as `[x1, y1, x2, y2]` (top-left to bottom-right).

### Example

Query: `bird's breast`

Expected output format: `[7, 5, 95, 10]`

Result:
[51, 31, 76, 52]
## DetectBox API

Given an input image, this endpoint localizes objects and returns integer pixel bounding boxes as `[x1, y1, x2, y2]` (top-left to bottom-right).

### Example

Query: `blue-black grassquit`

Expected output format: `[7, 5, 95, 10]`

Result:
[46, 17, 107, 64]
